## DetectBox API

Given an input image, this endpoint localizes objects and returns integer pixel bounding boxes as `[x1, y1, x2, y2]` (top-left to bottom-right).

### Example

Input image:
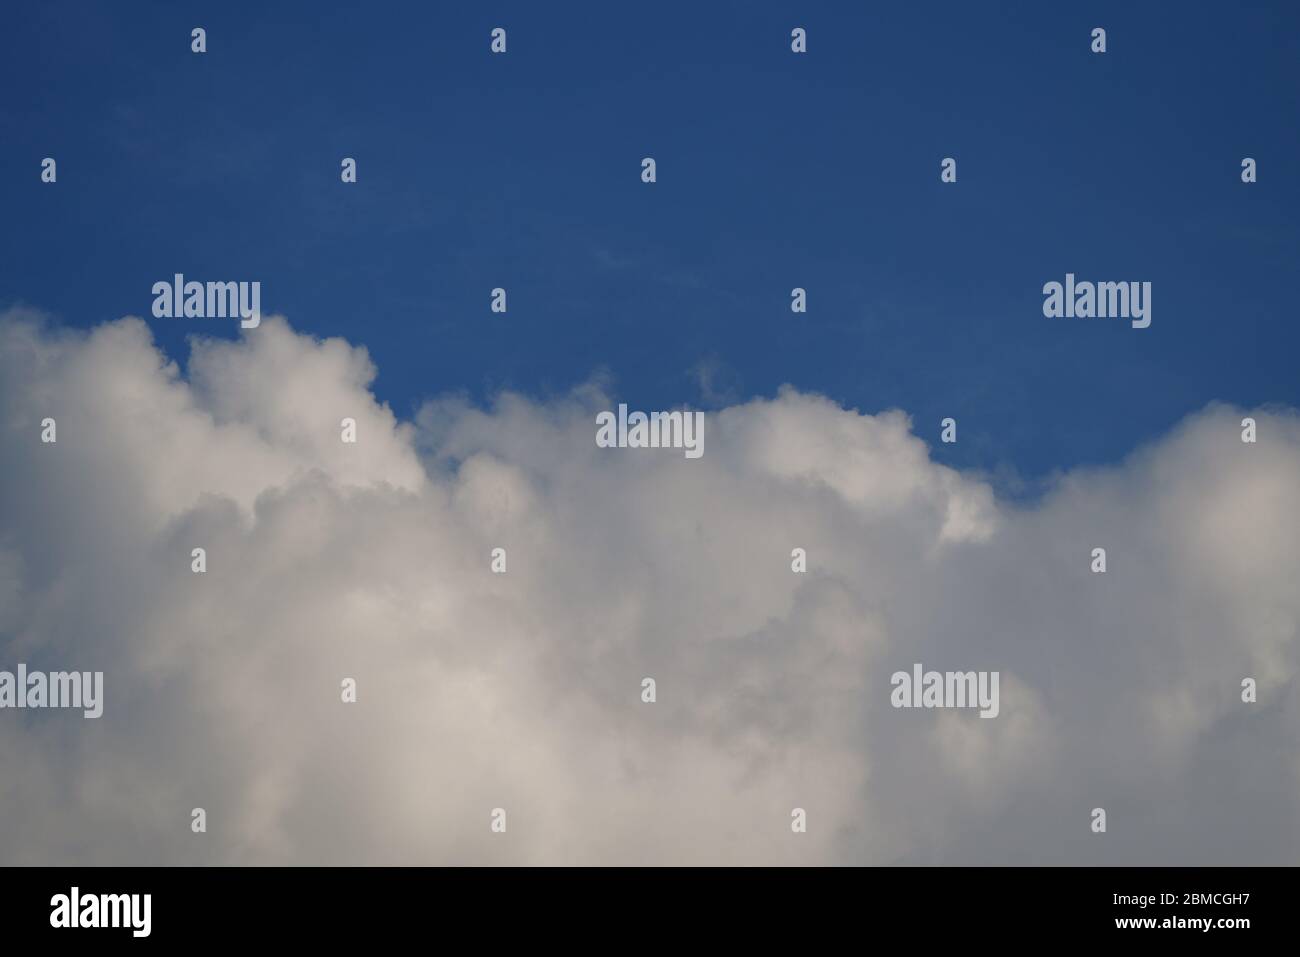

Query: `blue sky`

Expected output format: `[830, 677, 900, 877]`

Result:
[3, 1, 1297, 484]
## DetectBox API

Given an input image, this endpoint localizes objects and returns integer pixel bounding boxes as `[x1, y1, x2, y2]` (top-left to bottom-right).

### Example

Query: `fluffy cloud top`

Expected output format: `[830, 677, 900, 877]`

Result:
[1, 312, 1297, 864]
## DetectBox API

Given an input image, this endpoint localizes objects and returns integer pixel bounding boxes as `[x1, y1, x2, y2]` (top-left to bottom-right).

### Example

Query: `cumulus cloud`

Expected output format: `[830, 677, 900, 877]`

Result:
[1, 310, 1297, 865]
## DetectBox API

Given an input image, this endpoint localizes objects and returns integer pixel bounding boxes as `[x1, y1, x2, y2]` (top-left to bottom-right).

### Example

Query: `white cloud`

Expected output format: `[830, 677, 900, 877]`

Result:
[1, 311, 1297, 864]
